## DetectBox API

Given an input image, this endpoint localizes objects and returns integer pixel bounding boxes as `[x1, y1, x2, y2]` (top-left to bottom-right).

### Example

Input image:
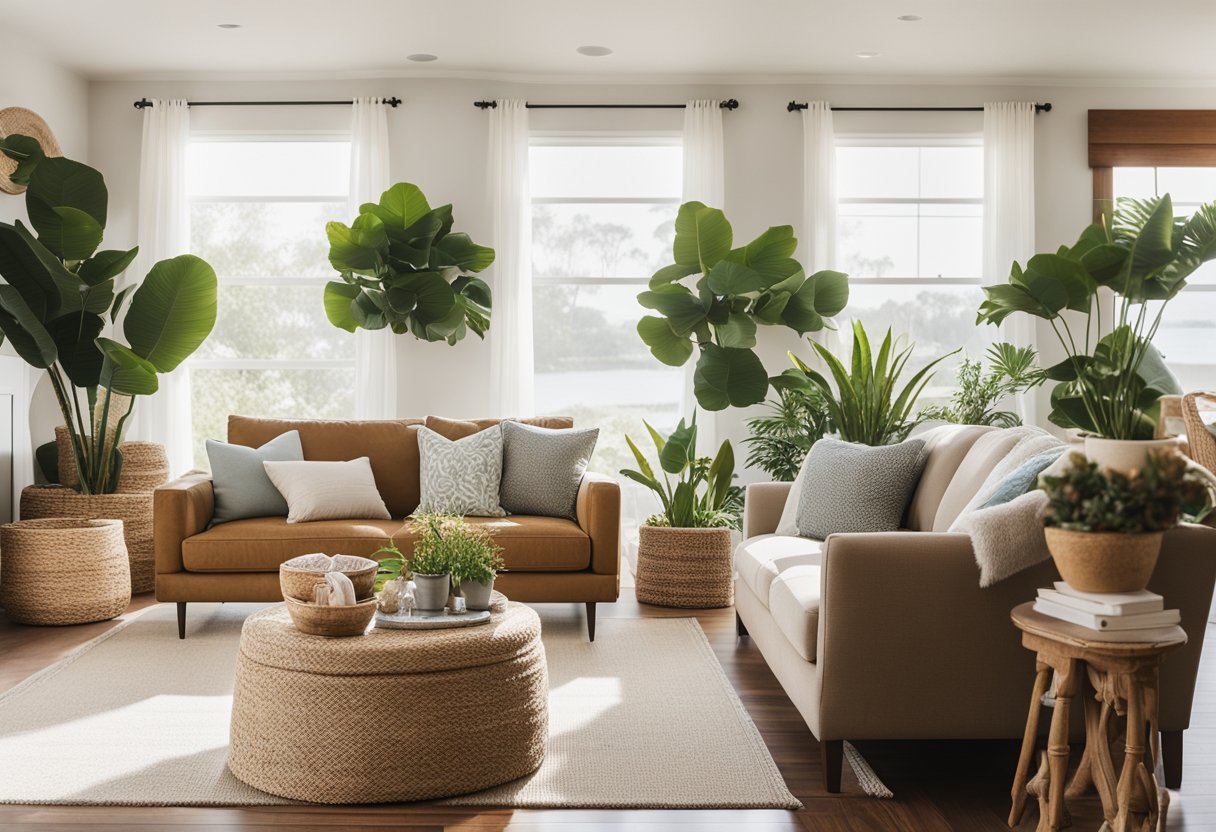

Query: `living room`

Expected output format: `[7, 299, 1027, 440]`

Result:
[2, 2, 1216, 830]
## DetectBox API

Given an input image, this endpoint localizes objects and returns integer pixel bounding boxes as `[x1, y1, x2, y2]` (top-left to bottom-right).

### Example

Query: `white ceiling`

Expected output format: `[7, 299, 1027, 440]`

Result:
[7, 0, 1216, 83]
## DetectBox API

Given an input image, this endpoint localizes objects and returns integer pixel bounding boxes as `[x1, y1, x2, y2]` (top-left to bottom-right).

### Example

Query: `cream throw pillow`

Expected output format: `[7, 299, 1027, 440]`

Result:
[262, 458, 391, 524]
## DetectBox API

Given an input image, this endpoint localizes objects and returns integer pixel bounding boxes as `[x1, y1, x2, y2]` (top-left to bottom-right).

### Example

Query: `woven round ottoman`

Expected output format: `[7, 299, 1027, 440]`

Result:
[0, 518, 131, 625]
[228, 601, 548, 803]
[635, 525, 735, 608]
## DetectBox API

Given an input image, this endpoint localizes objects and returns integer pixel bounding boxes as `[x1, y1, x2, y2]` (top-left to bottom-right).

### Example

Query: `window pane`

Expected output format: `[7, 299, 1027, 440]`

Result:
[837, 146, 919, 199]
[191, 368, 355, 467]
[190, 201, 345, 278]
[188, 141, 350, 197]
[1153, 168, 1216, 205]
[838, 205, 917, 277]
[1147, 295, 1216, 393]
[920, 210, 983, 278]
[530, 144, 682, 199]
[1113, 167, 1156, 199]
[533, 202, 676, 278]
[920, 146, 983, 199]
[195, 284, 354, 362]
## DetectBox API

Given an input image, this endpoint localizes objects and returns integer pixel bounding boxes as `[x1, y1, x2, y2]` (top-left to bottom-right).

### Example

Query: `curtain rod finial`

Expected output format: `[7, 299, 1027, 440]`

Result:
[720, 99, 739, 110]
[787, 101, 808, 112]
[474, 100, 498, 109]
[1037, 102, 1053, 113]
[386, 97, 402, 108]
[133, 98, 153, 110]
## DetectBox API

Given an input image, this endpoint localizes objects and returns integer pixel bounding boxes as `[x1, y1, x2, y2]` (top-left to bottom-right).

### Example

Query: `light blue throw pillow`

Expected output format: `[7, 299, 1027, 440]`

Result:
[206, 430, 304, 524]
[979, 448, 1066, 509]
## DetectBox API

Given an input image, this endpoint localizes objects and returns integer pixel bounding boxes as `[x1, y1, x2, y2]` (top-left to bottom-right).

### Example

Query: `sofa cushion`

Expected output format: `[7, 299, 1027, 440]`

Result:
[931, 430, 1027, 531]
[905, 425, 995, 531]
[735, 534, 824, 609]
[181, 515, 591, 573]
[768, 565, 821, 662]
[263, 457, 391, 523]
[795, 438, 927, 538]
[425, 415, 574, 440]
[500, 421, 598, 520]
[207, 429, 303, 524]
[417, 425, 506, 517]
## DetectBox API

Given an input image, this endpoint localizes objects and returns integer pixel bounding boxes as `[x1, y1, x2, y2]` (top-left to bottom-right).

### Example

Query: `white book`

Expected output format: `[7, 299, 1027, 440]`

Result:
[1050, 582, 1164, 615]
[1038, 587, 1163, 617]
[1033, 598, 1180, 631]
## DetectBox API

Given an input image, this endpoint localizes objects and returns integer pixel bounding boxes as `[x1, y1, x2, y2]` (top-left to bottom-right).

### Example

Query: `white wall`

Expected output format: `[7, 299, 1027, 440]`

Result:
[85, 76, 1216, 480]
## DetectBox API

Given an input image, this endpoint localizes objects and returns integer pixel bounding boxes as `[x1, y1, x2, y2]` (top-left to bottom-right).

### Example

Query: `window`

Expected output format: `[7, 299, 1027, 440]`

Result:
[186, 139, 354, 465]
[530, 138, 683, 473]
[835, 140, 988, 390]
[1112, 167, 1216, 392]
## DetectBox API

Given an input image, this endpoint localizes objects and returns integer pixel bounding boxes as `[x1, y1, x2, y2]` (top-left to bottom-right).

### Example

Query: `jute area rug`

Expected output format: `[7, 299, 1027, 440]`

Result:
[0, 602, 799, 809]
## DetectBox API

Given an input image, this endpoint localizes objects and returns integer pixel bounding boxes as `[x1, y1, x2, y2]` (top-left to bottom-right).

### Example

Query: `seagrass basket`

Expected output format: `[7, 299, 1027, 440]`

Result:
[279, 554, 379, 602]
[635, 525, 734, 608]
[283, 596, 378, 637]
[1183, 393, 1216, 474]
[0, 518, 130, 625]
[54, 427, 169, 494]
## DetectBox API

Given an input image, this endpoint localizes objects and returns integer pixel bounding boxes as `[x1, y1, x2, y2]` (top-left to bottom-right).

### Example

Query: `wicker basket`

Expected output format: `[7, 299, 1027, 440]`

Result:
[283, 596, 378, 637]
[1183, 392, 1216, 474]
[279, 554, 379, 602]
[0, 518, 130, 625]
[635, 525, 735, 608]
[20, 486, 155, 594]
[54, 428, 169, 495]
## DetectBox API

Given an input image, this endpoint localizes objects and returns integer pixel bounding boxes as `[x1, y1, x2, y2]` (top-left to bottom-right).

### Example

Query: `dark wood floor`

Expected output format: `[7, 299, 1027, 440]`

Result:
[1, 589, 1213, 831]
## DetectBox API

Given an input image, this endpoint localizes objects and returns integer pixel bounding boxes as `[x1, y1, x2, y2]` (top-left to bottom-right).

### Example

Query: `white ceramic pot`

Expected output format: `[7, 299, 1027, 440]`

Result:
[1084, 436, 1178, 474]
[412, 572, 450, 612]
[461, 577, 495, 611]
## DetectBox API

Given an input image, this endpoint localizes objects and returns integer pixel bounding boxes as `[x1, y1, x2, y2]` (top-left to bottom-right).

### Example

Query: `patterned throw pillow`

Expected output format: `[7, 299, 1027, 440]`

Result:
[796, 438, 928, 539]
[416, 425, 506, 517]
[500, 421, 599, 519]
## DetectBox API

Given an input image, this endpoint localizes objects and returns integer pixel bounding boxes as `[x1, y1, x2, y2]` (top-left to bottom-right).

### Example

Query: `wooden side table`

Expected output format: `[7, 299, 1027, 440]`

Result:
[1008, 602, 1186, 832]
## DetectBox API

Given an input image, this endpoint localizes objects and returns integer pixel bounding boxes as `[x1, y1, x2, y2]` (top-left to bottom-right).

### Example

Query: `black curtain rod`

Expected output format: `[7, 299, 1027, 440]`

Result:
[786, 101, 1052, 113]
[474, 99, 739, 111]
[133, 97, 401, 110]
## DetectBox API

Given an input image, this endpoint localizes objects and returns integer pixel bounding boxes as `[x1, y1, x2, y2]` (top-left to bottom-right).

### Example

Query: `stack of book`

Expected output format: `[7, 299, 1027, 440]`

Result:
[1033, 582, 1181, 641]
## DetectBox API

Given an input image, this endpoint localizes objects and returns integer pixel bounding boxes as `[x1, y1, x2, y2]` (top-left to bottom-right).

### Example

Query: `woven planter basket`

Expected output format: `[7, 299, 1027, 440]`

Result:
[54, 428, 169, 495]
[1044, 527, 1164, 594]
[1183, 393, 1216, 474]
[635, 525, 734, 609]
[0, 518, 130, 625]
[20, 486, 155, 594]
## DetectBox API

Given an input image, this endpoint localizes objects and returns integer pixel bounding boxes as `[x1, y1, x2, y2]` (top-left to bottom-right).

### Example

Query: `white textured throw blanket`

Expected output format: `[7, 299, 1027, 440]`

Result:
[949, 428, 1068, 587]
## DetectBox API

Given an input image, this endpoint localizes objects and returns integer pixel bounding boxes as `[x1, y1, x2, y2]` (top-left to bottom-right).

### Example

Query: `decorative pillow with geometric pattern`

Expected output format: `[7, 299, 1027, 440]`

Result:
[795, 437, 927, 539]
[500, 420, 599, 519]
[416, 425, 507, 517]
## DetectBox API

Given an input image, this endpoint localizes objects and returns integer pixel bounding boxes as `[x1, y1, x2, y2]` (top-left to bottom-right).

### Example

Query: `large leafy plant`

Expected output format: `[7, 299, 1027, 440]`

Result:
[977, 195, 1216, 439]
[775, 321, 955, 446]
[324, 183, 494, 344]
[0, 136, 217, 494]
[637, 202, 848, 411]
[621, 415, 738, 529]
[744, 386, 832, 481]
[919, 342, 1045, 428]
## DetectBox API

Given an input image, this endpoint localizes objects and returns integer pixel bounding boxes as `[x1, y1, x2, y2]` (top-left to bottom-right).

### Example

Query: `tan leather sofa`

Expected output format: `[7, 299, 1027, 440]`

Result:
[734, 424, 1216, 792]
[155, 415, 620, 640]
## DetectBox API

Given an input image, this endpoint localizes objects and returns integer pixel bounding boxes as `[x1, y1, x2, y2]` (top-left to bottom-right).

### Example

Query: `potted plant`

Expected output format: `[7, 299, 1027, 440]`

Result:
[918, 342, 1046, 428]
[450, 527, 506, 611]
[774, 321, 956, 446]
[744, 384, 832, 481]
[636, 201, 849, 412]
[1039, 450, 1210, 593]
[375, 513, 504, 612]
[620, 414, 739, 608]
[0, 136, 217, 593]
[323, 182, 495, 344]
[977, 195, 1216, 470]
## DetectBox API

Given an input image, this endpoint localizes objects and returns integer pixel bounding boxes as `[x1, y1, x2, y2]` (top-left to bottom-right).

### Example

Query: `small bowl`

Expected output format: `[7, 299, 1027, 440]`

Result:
[279, 554, 378, 602]
[284, 595, 378, 637]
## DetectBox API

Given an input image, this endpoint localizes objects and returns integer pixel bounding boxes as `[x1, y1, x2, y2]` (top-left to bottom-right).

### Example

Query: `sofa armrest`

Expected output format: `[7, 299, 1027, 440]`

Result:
[576, 472, 620, 575]
[743, 482, 792, 539]
[154, 472, 215, 580]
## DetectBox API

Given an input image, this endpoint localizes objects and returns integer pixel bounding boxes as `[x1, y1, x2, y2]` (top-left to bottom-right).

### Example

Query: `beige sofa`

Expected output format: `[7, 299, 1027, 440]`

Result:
[734, 425, 1216, 792]
[156, 415, 621, 640]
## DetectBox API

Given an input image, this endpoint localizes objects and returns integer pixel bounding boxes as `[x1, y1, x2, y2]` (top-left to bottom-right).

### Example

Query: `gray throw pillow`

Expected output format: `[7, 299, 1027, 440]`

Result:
[500, 420, 599, 519]
[206, 430, 304, 524]
[417, 425, 506, 517]
[979, 448, 1066, 509]
[796, 438, 927, 539]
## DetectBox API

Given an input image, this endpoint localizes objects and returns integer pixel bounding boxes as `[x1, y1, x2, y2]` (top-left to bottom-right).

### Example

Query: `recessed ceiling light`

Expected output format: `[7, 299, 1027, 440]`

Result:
[217, 23, 242, 29]
[856, 51, 880, 59]
[407, 53, 439, 62]
[576, 45, 613, 57]
[897, 14, 922, 21]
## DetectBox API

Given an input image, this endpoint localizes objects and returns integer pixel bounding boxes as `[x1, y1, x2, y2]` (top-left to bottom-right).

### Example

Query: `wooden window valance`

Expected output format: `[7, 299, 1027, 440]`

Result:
[1089, 110, 1216, 167]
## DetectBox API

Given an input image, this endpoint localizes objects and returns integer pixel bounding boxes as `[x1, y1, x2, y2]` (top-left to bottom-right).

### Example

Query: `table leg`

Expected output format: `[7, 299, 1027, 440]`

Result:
[1047, 660, 1078, 831]
[1011, 661, 1053, 827]
[1113, 676, 1145, 832]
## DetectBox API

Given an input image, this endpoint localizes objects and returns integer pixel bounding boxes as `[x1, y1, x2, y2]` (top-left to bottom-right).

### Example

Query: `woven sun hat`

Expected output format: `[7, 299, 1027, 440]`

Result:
[0, 107, 63, 195]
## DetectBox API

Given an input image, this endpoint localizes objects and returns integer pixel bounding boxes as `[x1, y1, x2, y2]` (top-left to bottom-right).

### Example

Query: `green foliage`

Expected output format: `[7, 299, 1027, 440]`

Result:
[1041, 451, 1211, 533]
[775, 321, 956, 446]
[637, 201, 849, 412]
[377, 513, 505, 588]
[744, 386, 832, 481]
[977, 195, 1216, 439]
[620, 414, 740, 529]
[0, 136, 217, 494]
[324, 183, 494, 345]
[920, 342, 1046, 428]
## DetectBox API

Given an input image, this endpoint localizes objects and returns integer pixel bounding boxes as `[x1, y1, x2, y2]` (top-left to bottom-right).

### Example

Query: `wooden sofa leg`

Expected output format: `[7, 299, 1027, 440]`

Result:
[586, 602, 597, 642]
[736, 611, 749, 637]
[177, 602, 187, 640]
[822, 740, 843, 793]
[1163, 729, 1183, 789]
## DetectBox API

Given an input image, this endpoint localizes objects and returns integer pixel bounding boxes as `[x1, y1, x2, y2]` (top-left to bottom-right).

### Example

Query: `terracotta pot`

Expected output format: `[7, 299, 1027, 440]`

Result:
[1044, 527, 1164, 593]
[1084, 436, 1178, 474]
[635, 525, 734, 609]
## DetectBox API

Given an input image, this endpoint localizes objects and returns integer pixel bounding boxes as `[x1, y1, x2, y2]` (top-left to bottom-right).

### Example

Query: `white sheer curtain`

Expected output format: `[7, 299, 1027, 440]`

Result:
[487, 99, 534, 417]
[124, 99, 194, 476]
[984, 102, 1038, 422]
[350, 96, 397, 419]
[801, 102, 836, 274]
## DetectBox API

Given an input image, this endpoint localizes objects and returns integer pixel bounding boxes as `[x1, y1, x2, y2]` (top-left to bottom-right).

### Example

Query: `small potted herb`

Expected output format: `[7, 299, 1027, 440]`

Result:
[450, 528, 506, 611]
[1040, 451, 1210, 593]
